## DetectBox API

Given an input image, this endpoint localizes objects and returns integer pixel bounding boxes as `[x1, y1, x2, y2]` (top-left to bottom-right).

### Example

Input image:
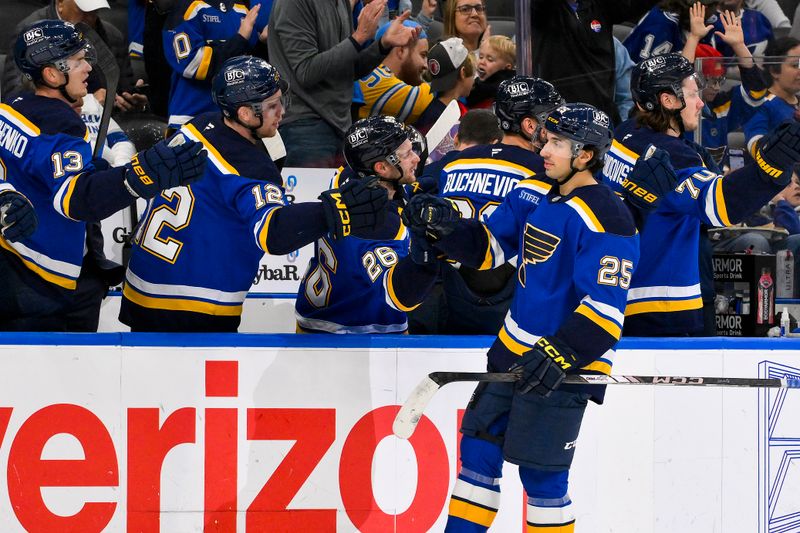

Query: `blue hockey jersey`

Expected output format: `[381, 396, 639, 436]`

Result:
[709, 9, 772, 58]
[438, 143, 546, 221]
[481, 181, 639, 402]
[163, 0, 257, 128]
[128, 0, 146, 57]
[0, 94, 130, 290]
[697, 64, 767, 149]
[601, 118, 706, 193]
[743, 93, 798, 155]
[122, 112, 285, 318]
[294, 168, 411, 333]
[624, 8, 710, 61]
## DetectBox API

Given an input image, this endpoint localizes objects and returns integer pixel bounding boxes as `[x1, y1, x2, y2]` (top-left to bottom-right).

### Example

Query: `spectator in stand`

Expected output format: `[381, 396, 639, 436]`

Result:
[80, 93, 137, 167]
[709, 0, 772, 57]
[443, 0, 488, 53]
[414, 37, 474, 135]
[624, 0, 716, 62]
[2, 0, 147, 113]
[532, 0, 660, 125]
[268, 0, 420, 168]
[614, 37, 636, 120]
[466, 35, 516, 109]
[747, 0, 789, 30]
[358, 21, 432, 124]
[683, 10, 767, 150]
[128, 0, 146, 58]
[744, 37, 800, 155]
[162, 0, 268, 130]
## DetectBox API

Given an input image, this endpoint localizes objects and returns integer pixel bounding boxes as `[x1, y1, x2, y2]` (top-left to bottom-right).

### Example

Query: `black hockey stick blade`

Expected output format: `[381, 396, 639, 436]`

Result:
[76, 23, 120, 159]
[392, 371, 800, 439]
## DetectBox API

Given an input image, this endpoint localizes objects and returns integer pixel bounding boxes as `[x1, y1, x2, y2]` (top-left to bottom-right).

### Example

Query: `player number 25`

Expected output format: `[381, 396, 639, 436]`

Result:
[597, 256, 633, 289]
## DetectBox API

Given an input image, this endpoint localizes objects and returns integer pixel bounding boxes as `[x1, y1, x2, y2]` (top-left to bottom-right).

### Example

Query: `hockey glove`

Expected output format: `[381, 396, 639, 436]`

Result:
[0, 191, 38, 242]
[621, 145, 678, 212]
[401, 193, 461, 239]
[509, 336, 576, 397]
[124, 134, 208, 199]
[408, 230, 438, 264]
[753, 121, 800, 186]
[319, 178, 389, 239]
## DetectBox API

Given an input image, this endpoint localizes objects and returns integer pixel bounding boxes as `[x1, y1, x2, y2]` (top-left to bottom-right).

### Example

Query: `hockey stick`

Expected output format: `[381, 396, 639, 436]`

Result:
[392, 371, 800, 439]
[76, 23, 120, 159]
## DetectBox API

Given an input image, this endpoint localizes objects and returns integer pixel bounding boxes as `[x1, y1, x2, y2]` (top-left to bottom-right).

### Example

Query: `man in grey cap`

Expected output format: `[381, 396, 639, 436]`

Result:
[2, 0, 145, 111]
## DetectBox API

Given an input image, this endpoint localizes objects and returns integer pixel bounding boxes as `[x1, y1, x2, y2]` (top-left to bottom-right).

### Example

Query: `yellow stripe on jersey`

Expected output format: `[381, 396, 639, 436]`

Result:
[576, 304, 621, 339]
[183, 123, 239, 175]
[498, 326, 530, 355]
[386, 265, 419, 312]
[0, 238, 77, 289]
[750, 88, 767, 99]
[478, 224, 495, 270]
[712, 100, 731, 117]
[392, 207, 406, 241]
[518, 178, 552, 195]
[195, 47, 213, 80]
[582, 359, 612, 375]
[332, 167, 345, 188]
[359, 66, 434, 124]
[624, 296, 704, 316]
[449, 498, 497, 528]
[60, 174, 82, 220]
[257, 207, 280, 253]
[123, 283, 243, 316]
[611, 139, 639, 161]
[526, 521, 575, 532]
[232, 3, 247, 14]
[0, 104, 41, 136]
[183, 0, 208, 20]
[568, 197, 605, 232]
[714, 179, 731, 226]
[444, 158, 537, 177]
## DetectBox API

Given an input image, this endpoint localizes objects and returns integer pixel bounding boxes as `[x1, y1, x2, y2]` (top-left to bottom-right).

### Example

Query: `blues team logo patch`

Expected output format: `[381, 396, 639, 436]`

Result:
[518, 224, 561, 287]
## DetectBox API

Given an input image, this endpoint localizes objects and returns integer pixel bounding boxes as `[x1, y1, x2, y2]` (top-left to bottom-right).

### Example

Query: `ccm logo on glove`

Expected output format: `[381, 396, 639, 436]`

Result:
[535, 337, 576, 371]
[329, 192, 351, 236]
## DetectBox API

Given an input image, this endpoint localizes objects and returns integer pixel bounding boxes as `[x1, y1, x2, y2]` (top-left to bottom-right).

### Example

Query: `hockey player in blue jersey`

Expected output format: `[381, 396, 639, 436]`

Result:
[0, 20, 208, 331]
[427, 76, 564, 334]
[295, 115, 438, 333]
[605, 53, 800, 336]
[404, 103, 639, 532]
[121, 56, 390, 332]
[743, 37, 800, 155]
[163, 0, 268, 129]
[624, 0, 715, 61]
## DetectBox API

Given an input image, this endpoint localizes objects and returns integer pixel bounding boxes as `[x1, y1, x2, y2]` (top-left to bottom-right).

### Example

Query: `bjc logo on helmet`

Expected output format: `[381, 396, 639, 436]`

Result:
[224, 69, 245, 83]
[23, 29, 44, 43]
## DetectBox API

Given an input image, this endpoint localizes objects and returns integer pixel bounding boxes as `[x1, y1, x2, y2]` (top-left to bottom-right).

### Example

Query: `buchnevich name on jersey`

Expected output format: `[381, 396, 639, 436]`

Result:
[441, 170, 519, 198]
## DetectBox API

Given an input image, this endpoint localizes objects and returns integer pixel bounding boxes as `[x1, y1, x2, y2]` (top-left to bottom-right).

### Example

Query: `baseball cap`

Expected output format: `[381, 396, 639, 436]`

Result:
[695, 43, 725, 78]
[428, 37, 469, 93]
[375, 20, 427, 44]
[74, 0, 110, 11]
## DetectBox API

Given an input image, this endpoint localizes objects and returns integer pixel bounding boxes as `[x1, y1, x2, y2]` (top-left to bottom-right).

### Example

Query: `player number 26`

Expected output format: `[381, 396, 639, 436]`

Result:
[362, 247, 398, 282]
[597, 256, 633, 289]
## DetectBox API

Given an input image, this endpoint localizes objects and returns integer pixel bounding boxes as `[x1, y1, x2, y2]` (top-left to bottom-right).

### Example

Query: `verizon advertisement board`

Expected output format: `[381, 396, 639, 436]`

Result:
[0, 336, 796, 532]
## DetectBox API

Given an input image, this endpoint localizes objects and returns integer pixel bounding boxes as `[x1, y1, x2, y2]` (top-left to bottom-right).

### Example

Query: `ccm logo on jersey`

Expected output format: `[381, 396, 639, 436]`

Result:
[129, 154, 154, 186]
[535, 337, 575, 371]
[329, 192, 351, 236]
[620, 178, 657, 204]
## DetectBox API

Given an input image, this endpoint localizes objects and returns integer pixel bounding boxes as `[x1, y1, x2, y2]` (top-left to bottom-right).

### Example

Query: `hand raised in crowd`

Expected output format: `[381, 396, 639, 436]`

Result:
[715, 10, 744, 47]
[380, 10, 422, 49]
[688, 1, 713, 41]
[238, 3, 261, 40]
[420, 0, 438, 18]
[353, 0, 386, 45]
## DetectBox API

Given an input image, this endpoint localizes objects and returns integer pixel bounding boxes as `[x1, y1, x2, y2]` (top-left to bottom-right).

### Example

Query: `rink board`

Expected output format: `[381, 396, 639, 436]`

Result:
[0, 335, 796, 533]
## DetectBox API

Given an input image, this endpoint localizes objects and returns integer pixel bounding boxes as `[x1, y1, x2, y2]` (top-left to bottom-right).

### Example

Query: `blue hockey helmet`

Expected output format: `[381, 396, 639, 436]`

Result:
[631, 53, 696, 112]
[544, 103, 613, 158]
[14, 20, 94, 82]
[494, 76, 564, 135]
[212, 56, 288, 118]
[344, 115, 410, 178]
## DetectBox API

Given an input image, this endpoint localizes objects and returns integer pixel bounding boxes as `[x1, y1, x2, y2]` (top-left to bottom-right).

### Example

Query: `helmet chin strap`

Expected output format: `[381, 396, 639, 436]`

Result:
[236, 104, 264, 141]
[557, 142, 585, 187]
[43, 70, 78, 103]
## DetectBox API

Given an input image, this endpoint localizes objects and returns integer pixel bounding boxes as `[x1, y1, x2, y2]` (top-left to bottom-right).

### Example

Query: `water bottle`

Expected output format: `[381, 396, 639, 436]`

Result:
[780, 307, 790, 337]
[757, 268, 775, 325]
[777, 249, 795, 299]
